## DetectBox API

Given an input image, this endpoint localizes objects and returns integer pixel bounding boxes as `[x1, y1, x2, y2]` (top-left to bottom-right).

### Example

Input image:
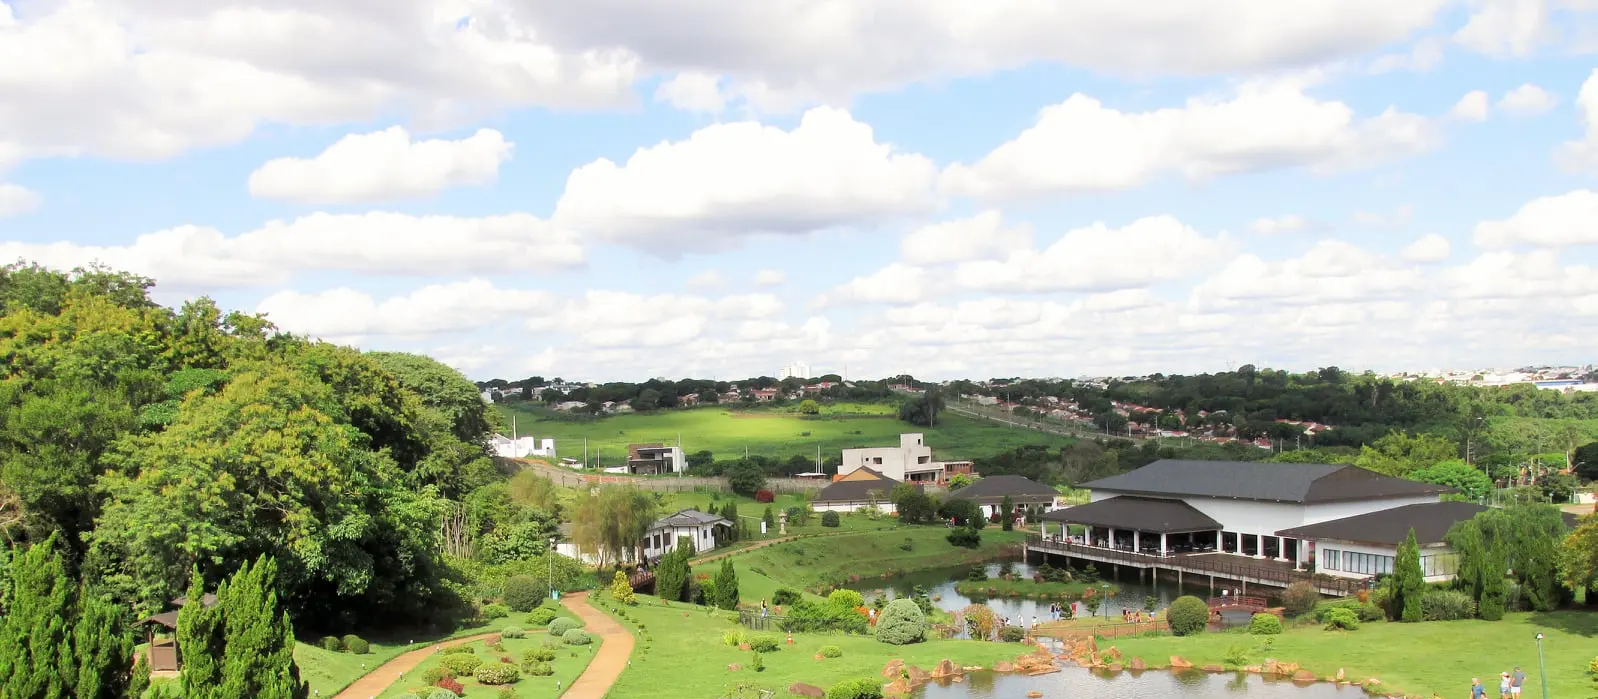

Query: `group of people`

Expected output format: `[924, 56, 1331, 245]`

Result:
[1119, 608, 1148, 622]
[1472, 669, 1527, 699]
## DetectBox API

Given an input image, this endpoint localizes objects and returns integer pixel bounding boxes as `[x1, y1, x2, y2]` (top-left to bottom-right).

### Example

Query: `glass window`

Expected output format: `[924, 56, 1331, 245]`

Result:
[1422, 553, 1459, 577]
[1322, 549, 1341, 571]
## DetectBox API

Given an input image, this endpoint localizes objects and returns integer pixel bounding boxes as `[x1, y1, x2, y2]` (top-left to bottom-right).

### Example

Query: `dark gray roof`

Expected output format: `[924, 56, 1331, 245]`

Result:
[814, 469, 908, 503]
[1038, 496, 1222, 533]
[1078, 459, 1455, 504]
[947, 475, 1058, 504]
[1277, 502, 1585, 546]
[650, 509, 731, 529]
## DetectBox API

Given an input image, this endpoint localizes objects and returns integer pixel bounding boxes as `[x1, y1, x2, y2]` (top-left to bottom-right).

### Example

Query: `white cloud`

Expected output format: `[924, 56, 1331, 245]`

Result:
[685, 270, 726, 290]
[1400, 233, 1452, 262]
[951, 216, 1236, 293]
[247, 127, 513, 204]
[1473, 189, 1598, 248]
[1353, 205, 1415, 227]
[526, 290, 783, 348]
[256, 279, 556, 341]
[0, 183, 39, 217]
[1497, 83, 1557, 115]
[1449, 90, 1490, 121]
[552, 107, 938, 253]
[900, 210, 1031, 265]
[940, 80, 1439, 200]
[1248, 214, 1316, 235]
[1558, 69, 1598, 172]
[820, 264, 931, 306]
[1369, 37, 1445, 73]
[1453, 0, 1551, 57]
[653, 72, 727, 113]
[754, 269, 786, 286]
[1190, 240, 1423, 309]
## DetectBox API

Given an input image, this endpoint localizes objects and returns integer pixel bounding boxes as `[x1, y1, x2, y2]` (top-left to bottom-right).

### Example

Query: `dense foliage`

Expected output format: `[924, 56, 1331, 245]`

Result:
[1393, 529, 1424, 622]
[873, 599, 927, 645]
[1166, 595, 1209, 636]
[176, 557, 307, 699]
[0, 532, 138, 699]
[1446, 505, 1571, 616]
[652, 538, 693, 603]
[1246, 613, 1282, 635]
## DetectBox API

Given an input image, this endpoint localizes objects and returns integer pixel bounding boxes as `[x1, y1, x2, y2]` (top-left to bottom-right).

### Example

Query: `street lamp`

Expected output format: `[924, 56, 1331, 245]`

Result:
[1534, 633, 1548, 699]
[548, 537, 557, 601]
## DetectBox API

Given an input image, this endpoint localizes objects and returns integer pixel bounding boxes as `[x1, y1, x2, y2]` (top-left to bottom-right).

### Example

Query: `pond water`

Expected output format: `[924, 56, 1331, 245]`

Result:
[913, 669, 1355, 699]
[851, 560, 1209, 623]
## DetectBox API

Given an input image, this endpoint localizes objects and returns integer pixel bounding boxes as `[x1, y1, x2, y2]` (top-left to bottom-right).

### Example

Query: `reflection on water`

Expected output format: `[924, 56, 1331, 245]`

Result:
[850, 560, 1192, 622]
[914, 669, 1356, 699]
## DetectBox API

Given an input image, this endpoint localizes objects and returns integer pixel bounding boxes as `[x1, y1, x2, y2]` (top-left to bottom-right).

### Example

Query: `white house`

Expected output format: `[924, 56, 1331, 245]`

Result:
[626, 444, 685, 475]
[489, 434, 555, 459]
[839, 433, 948, 483]
[1040, 459, 1456, 573]
[641, 509, 733, 560]
[946, 475, 1062, 521]
[811, 467, 908, 514]
[779, 361, 812, 380]
[554, 523, 600, 565]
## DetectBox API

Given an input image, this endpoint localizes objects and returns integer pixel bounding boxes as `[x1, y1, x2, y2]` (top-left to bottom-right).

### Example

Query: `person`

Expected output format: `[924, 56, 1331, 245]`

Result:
[1031, 614, 1037, 628]
[868, 607, 876, 622]
[1221, 588, 1229, 604]
[761, 598, 768, 619]
[1511, 667, 1525, 697]
[1471, 678, 1486, 699]
[1499, 672, 1511, 699]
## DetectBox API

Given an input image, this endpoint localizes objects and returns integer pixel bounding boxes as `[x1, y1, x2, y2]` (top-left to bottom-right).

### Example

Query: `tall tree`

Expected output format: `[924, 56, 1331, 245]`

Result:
[177, 571, 225, 699]
[1557, 514, 1598, 593]
[570, 486, 659, 567]
[0, 534, 76, 699]
[72, 593, 135, 699]
[714, 558, 740, 610]
[1393, 529, 1424, 622]
[178, 559, 306, 699]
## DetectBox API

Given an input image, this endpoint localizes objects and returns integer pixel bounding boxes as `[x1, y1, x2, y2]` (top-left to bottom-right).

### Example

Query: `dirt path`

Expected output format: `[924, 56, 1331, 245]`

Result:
[560, 591, 635, 699]
[331, 632, 499, 699]
[690, 535, 800, 564]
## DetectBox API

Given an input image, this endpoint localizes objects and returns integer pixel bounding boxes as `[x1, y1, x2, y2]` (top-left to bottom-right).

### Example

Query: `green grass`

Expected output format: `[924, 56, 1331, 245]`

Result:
[594, 594, 1030, 699]
[496, 402, 1075, 461]
[953, 577, 1102, 600]
[1106, 612, 1597, 698]
[373, 631, 600, 699]
[694, 527, 1027, 597]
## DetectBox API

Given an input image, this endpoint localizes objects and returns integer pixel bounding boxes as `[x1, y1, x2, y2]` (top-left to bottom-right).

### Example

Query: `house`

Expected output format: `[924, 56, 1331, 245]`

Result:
[135, 594, 219, 671]
[812, 467, 911, 513]
[642, 509, 733, 559]
[946, 475, 1061, 520]
[626, 444, 685, 475]
[839, 433, 946, 483]
[1039, 459, 1455, 570]
[554, 523, 601, 565]
[752, 387, 780, 402]
[490, 434, 555, 459]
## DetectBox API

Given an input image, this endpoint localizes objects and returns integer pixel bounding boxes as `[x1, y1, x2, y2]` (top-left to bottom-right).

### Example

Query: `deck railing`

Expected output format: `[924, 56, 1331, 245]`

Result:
[1026, 535, 1368, 596]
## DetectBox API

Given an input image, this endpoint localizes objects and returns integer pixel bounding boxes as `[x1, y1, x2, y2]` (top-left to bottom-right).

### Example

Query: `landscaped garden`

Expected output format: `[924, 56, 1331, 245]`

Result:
[375, 626, 601, 699]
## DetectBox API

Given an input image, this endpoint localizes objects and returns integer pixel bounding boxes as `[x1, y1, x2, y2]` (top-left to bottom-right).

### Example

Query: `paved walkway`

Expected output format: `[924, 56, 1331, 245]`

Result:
[560, 591, 635, 699]
[690, 535, 800, 564]
[331, 632, 499, 699]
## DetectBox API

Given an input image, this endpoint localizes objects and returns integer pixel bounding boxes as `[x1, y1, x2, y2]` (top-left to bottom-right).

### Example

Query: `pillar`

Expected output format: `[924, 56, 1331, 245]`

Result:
[1159, 532, 1168, 556]
[1132, 530, 1141, 553]
[1108, 527, 1117, 549]
[1255, 534, 1264, 558]
[1217, 530, 1226, 553]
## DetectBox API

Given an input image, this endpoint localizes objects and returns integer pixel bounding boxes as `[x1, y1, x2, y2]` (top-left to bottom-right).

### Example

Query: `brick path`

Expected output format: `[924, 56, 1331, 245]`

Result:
[331, 632, 499, 699]
[558, 591, 635, 699]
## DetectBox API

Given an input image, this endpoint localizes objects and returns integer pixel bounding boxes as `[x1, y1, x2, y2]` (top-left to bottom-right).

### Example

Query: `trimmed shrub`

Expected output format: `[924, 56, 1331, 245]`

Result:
[562, 629, 592, 645]
[1247, 613, 1283, 635]
[318, 636, 342, 652]
[441, 645, 476, 655]
[997, 625, 1026, 643]
[525, 608, 558, 626]
[749, 635, 781, 652]
[522, 647, 556, 664]
[946, 528, 980, 548]
[1167, 595, 1209, 636]
[755, 489, 775, 503]
[819, 645, 843, 658]
[524, 661, 553, 677]
[1282, 582, 1320, 617]
[341, 635, 370, 654]
[826, 678, 885, 699]
[501, 625, 527, 639]
[474, 662, 521, 685]
[503, 575, 545, 612]
[1323, 607, 1360, 630]
[497, 688, 518, 699]
[431, 679, 464, 698]
[874, 598, 927, 645]
[439, 653, 484, 676]
[397, 694, 423, 699]
[1420, 589, 1476, 621]
[480, 603, 511, 620]
[421, 666, 456, 685]
[821, 511, 841, 528]
[1315, 599, 1384, 623]
[772, 588, 802, 606]
[826, 589, 864, 611]
[547, 617, 580, 636]
[721, 629, 747, 647]
[609, 569, 637, 606]
[750, 651, 766, 672]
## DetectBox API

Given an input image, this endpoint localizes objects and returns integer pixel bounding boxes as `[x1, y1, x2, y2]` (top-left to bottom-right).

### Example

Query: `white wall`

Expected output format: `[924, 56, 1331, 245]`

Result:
[1300, 494, 1441, 525]
[1183, 497, 1305, 537]
[813, 501, 898, 514]
[839, 435, 933, 481]
[642, 523, 720, 558]
[1311, 539, 1459, 582]
[555, 542, 601, 565]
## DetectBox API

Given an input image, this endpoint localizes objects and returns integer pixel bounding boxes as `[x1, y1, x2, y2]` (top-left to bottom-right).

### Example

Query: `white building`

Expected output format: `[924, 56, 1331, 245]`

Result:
[489, 434, 555, 459]
[778, 361, 811, 380]
[626, 444, 685, 475]
[641, 509, 733, 560]
[811, 467, 907, 514]
[946, 475, 1062, 520]
[839, 433, 945, 482]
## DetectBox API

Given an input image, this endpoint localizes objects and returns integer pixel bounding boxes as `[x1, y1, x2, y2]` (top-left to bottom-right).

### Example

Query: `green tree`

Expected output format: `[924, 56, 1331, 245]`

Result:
[714, 558, 740, 610]
[798, 399, 820, 415]
[177, 571, 225, 699]
[1446, 505, 1569, 615]
[1354, 432, 1459, 477]
[0, 533, 76, 699]
[874, 598, 927, 645]
[211, 558, 306, 699]
[1558, 515, 1598, 592]
[570, 486, 659, 567]
[1409, 460, 1493, 501]
[653, 538, 693, 603]
[72, 593, 135, 699]
[1393, 529, 1424, 622]
[1000, 495, 1014, 531]
[726, 461, 767, 497]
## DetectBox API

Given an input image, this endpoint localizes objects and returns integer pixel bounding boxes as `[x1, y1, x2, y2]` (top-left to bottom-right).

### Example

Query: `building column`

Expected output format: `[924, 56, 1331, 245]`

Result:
[1107, 527, 1117, 549]
[1275, 536, 1289, 562]
[1217, 530, 1226, 553]
[1159, 532, 1168, 557]
[1255, 534, 1265, 558]
[1132, 530, 1141, 553]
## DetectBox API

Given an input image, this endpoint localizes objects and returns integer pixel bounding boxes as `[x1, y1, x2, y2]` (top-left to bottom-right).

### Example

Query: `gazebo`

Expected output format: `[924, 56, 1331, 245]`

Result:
[136, 594, 217, 672]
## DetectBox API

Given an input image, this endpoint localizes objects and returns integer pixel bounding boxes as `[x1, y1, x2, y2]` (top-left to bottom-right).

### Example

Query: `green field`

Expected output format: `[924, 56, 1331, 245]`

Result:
[496, 402, 1074, 461]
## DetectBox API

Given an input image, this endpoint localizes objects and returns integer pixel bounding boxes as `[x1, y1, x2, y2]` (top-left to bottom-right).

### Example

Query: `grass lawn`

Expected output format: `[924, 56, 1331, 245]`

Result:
[373, 631, 601, 699]
[1105, 611, 1597, 698]
[953, 578, 1103, 600]
[595, 594, 1029, 699]
[495, 403, 1075, 461]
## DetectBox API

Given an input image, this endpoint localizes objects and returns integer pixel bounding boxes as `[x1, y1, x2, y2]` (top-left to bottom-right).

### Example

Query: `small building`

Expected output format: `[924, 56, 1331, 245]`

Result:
[946, 475, 1061, 520]
[554, 522, 601, 565]
[642, 509, 733, 560]
[626, 444, 685, 475]
[136, 594, 219, 672]
[840, 433, 945, 483]
[490, 434, 554, 459]
[812, 467, 912, 513]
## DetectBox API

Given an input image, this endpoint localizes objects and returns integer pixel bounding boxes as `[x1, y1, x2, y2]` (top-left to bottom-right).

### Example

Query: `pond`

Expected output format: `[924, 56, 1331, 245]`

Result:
[913, 669, 1355, 699]
[851, 560, 1201, 624]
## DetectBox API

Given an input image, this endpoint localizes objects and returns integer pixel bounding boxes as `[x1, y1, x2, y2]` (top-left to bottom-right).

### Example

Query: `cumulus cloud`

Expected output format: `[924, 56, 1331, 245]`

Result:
[940, 80, 1439, 200]
[1558, 69, 1598, 172]
[256, 279, 556, 342]
[1497, 83, 1556, 115]
[900, 210, 1031, 265]
[1449, 90, 1490, 121]
[1190, 240, 1423, 309]
[1453, 0, 1552, 57]
[653, 72, 728, 113]
[951, 216, 1236, 293]
[686, 270, 726, 289]
[1473, 189, 1598, 248]
[1400, 233, 1452, 262]
[1248, 215, 1316, 235]
[819, 264, 932, 306]
[1368, 36, 1445, 74]
[0, 183, 39, 217]
[552, 107, 938, 253]
[248, 127, 513, 204]
[526, 290, 784, 348]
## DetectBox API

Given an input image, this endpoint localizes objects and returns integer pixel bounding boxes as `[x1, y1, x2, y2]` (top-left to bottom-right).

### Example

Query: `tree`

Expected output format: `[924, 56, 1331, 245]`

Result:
[570, 486, 659, 567]
[947, 473, 976, 490]
[798, 400, 820, 415]
[1393, 529, 1424, 622]
[713, 559, 739, 610]
[177, 571, 225, 699]
[1000, 495, 1014, 531]
[1355, 432, 1459, 477]
[608, 570, 636, 606]
[960, 604, 997, 640]
[1446, 505, 1570, 615]
[0, 533, 77, 699]
[653, 538, 693, 603]
[726, 461, 767, 497]
[1410, 460, 1493, 501]
[1574, 442, 1598, 482]
[1559, 515, 1598, 592]
[1167, 595, 1209, 636]
[365, 352, 494, 446]
[896, 389, 945, 427]
[179, 557, 307, 699]
[874, 599, 927, 645]
[894, 490, 938, 525]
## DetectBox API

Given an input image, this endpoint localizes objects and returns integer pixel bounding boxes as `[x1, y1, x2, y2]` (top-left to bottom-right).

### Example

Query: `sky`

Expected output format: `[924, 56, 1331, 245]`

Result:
[3, 1, 1598, 383]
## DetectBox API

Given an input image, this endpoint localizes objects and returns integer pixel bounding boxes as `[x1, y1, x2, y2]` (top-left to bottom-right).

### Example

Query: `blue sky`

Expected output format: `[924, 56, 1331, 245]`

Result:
[3, 0, 1598, 381]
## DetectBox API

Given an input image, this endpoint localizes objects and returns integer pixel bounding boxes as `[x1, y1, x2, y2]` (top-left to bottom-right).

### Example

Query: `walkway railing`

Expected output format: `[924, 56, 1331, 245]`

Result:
[1208, 595, 1268, 610]
[1026, 535, 1368, 596]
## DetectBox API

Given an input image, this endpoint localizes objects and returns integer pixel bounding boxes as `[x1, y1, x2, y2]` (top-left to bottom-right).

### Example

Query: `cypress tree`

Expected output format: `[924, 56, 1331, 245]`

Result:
[216, 557, 306, 699]
[1394, 529, 1424, 622]
[0, 545, 13, 616]
[177, 570, 225, 699]
[72, 592, 134, 699]
[654, 538, 692, 603]
[0, 533, 76, 699]
[714, 558, 739, 610]
[1000, 495, 1014, 531]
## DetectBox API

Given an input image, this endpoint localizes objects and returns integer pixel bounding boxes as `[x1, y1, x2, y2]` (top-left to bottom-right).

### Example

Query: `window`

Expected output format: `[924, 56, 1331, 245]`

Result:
[1336, 551, 1393, 576]
[873, 457, 883, 464]
[917, 456, 930, 464]
[1422, 553, 1459, 577]
[1321, 549, 1341, 571]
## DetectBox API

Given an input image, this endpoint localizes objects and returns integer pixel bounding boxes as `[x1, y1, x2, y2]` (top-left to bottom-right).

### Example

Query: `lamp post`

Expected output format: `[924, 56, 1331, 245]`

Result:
[1534, 633, 1548, 699]
[548, 537, 557, 601]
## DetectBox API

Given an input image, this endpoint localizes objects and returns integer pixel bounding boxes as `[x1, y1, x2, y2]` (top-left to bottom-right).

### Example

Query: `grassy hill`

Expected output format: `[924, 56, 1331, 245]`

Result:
[495, 402, 1075, 461]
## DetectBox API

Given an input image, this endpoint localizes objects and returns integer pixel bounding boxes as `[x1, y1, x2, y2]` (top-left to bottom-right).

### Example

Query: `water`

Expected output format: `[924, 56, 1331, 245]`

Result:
[850, 560, 1190, 623]
[914, 669, 1354, 699]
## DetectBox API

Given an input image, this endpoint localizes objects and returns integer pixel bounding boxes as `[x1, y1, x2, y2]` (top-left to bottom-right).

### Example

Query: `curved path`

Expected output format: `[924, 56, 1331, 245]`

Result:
[558, 591, 635, 699]
[331, 632, 499, 699]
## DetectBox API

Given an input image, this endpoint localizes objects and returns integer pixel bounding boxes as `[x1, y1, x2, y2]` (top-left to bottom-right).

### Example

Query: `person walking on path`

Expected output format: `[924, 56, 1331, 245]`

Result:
[1471, 678, 1486, 699]
[1511, 667, 1525, 697]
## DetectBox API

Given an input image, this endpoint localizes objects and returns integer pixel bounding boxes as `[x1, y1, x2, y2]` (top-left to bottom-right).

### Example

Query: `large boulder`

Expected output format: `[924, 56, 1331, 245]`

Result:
[1292, 670, 1317, 683]
[994, 661, 1016, 673]
[1107, 663, 1123, 673]
[788, 683, 824, 697]
[930, 660, 961, 679]
[1202, 664, 1226, 673]
[1105, 646, 1123, 660]
[1170, 657, 1194, 669]
[883, 679, 913, 697]
[1128, 657, 1147, 671]
[882, 659, 906, 679]
[905, 666, 931, 685]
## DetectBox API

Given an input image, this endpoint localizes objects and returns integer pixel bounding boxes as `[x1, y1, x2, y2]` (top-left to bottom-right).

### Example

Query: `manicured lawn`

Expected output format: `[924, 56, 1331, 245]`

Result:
[694, 527, 1027, 596]
[1106, 611, 1597, 698]
[595, 594, 1029, 699]
[495, 403, 1075, 461]
[953, 577, 1102, 600]
[374, 631, 600, 699]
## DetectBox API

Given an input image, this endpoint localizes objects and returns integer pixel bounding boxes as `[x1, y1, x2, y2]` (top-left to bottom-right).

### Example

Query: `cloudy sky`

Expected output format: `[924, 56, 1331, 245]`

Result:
[3, 1, 1598, 382]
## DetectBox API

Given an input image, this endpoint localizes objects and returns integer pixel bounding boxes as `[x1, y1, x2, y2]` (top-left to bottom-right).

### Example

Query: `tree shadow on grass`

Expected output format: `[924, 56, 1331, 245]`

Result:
[1524, 610, 1598, 638]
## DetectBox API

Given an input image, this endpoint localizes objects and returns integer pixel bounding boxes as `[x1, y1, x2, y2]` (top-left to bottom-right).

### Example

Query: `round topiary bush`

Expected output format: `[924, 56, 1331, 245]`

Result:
[525, 608, 558, 626]
[1247, 612, 1283, 635]
[749, 635, 781, 653]
[874, 598, 927, 645]
[521, 647, 556, 664]
[821, 511, 841, 528]
[819, 645, 843, 658]
[474, 662, 520, 685]
[1323, 607, 1360, 631]
[1281, 581, 1320, 617]
[547, 616, 579, 636]
[825, 677, 884, 699]
[562, 629, 591, 645]
[480, 603, 510, 620]
[341, 634, 370, 654]
[503, 575, 545, 613]
[318, 636, 342, 652]
[826, 589, 864, 611]
[501, 625, 526, 639]
[439, 653, 483, 676]
[524, 661, 553, 677]
[441, 645, 475, 655]
[1167, 595, 1209, 636]
[997, 625, 1026, 643]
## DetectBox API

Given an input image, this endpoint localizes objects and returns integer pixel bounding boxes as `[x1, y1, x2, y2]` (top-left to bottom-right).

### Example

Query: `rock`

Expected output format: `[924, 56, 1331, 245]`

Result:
[1170, 656, 1193, 669]
[727, 664, 742, 672]
[738, 643, 751, 651]
[1029, 667, 1060, 676]
[1027, 692, 1043, 698]
[930, 660, 962, 679]
[1105, 646, 1123, 660]
[1108, 663, 1123, 673]
[881, 659, 906, 679]
[1202, 664, 1226, 673]
[1129, 658, 1147, 671]
[1292, 671, 1317, 682]
[994, 661, 1016, 673]
[788, 683, 825, 697]
[883, 679, 912, 697]
[1274, 662, 1301, 676]
[1244, 666, 1262, 673]
[905, 666, 931, 685]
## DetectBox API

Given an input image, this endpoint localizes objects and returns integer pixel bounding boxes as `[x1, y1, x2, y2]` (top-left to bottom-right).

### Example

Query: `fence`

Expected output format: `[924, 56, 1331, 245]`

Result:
[1026, 536, 1368, 597]
[510, 459, 831, 494]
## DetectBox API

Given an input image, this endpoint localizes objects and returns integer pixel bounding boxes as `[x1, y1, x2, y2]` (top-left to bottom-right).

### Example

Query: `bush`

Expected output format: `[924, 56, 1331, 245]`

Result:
[548, 617, 579, 637]
[475, 662, 520, 685]
[1282, 582, 1320, 617]
[1167, 595, 1209, 636]
[749, 635, 781, 652]
[874, 598, 927, 645]
[562, 629, 591, 645]
[497, 688, 517, 699]
[524, 661, 553, 676]
[318, 636, 342, 652]
[722, 629, 747, 647]
[480, 603, 511, 620]
[441, 645, 475, 655]
[1247, 613, 1283, 635]
[755, 489, 775, 503]
[826, 678, 885, 699]
[421, 666, 456, 685]
[997, 625, 1026, 643]
[750, 651, 766, 672]
[1420, 589, 1476, 621]
[427, 686, 461, 699]
[609, 570, 637, 606]
[1323, 607, 1360, 630]
[827, 589, 864, 610]
[772, 588, 802, 606]
[439, 653, 483, 676]
[522, 646, 556, 663]
[503, 575, 545, 612]
[946, 528, 981, 548]
[501, 625, 526, 639]
[341, 635, 370, 654]
[821, 511, 841, 527]
[1315, 599, 1384, 623]
[525, 607, 558, 626]
[819, 645, 843, 658]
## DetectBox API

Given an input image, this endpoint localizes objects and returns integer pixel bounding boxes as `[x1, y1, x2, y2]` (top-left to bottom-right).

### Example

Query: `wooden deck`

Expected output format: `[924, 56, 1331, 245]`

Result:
[1025, 536, 1368, 597]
